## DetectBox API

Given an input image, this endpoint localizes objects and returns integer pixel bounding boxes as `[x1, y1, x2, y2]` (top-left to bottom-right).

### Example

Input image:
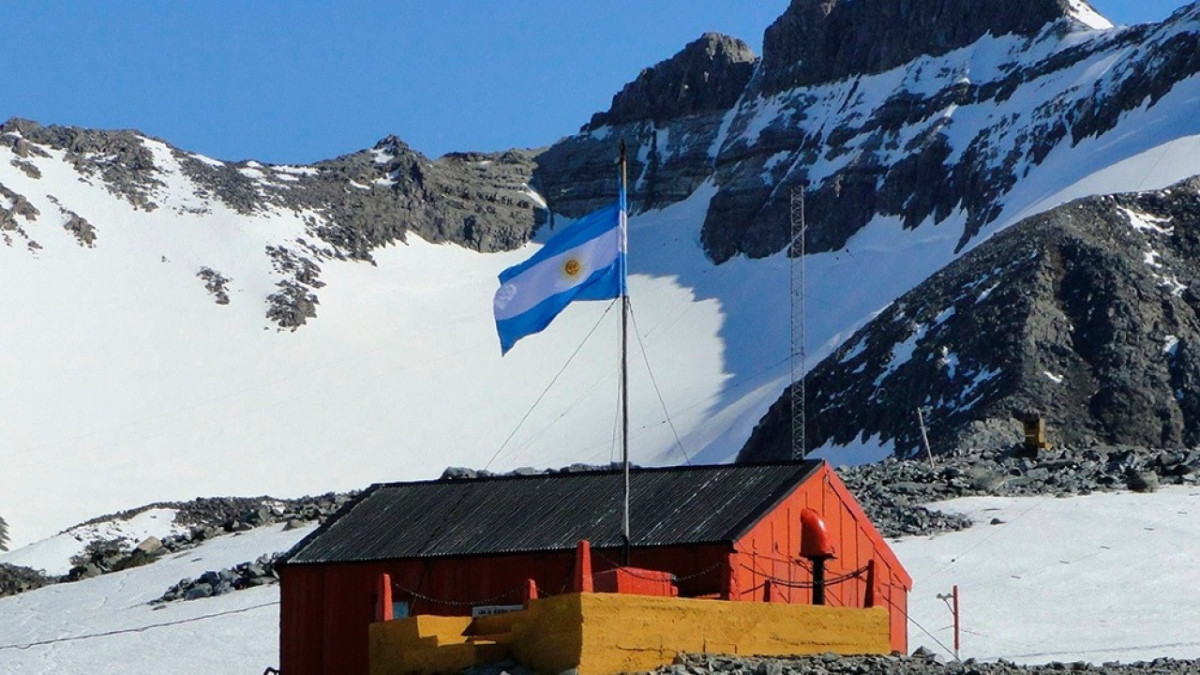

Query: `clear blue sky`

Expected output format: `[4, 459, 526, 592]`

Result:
[0, 1, 1190, 165]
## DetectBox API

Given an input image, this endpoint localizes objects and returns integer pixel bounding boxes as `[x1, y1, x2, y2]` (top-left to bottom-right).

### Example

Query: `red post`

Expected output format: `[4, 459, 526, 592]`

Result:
[376, 572, 393, 622]
[864, 559, 876, 608]
[953, 585, 960, 659]
[726, 556, 739, 601]
[523, 578, 538, 608]
[573, 539, 594, 593]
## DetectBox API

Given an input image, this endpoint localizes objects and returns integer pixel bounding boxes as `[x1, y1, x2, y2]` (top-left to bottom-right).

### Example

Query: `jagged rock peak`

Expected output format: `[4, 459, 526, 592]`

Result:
[757, 0, 1097, 93]
[0, 117, 41, 136]
[1, 116, 159, 154]
[371, 134, 412, 154]
[584, 32, 757, 131]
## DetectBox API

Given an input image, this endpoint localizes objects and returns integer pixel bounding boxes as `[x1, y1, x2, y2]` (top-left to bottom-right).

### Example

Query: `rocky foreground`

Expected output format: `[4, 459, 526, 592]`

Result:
[647, 652, 1200, 675]
[836, 444, 1199, 538]
[0, 493, 352, 598]
[467, 650, 1200, 675]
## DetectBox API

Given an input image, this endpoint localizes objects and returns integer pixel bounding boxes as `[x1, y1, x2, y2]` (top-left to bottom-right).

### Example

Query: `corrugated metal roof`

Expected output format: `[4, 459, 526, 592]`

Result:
[282, 461, 822, 565]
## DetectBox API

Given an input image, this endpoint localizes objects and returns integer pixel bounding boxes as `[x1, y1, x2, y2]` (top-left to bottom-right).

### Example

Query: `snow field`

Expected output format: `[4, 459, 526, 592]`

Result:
[0, 522, 317, 675]
[897, 486, 1200, 664]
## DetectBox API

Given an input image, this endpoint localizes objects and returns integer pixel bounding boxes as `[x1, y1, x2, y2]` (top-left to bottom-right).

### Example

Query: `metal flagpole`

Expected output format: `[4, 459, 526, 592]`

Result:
[619, 140, 631, 566]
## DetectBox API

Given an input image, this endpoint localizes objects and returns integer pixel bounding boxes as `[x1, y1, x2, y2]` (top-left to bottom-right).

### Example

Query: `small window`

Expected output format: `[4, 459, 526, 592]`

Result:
[392, 601, 409, 619]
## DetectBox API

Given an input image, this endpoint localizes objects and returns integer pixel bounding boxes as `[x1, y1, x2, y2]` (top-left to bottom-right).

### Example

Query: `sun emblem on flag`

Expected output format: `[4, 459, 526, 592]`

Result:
[563, 258, 582, 278]
[494, 283, 517, 310]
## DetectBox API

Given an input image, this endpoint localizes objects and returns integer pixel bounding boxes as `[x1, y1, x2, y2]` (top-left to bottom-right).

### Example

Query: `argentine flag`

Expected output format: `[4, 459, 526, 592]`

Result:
[493, 199, 627, 354]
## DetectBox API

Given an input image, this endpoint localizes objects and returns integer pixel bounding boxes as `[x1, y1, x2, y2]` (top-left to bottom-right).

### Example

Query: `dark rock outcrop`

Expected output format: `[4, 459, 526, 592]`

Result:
[740, 177, 1200, 460]
[62, 210, 97, 247]
[755, 0, 1083, 95]
[536, 33, 758, 218]
[837, 444, 1200, 537]
[152, 553, 282, 604]
[536, 1, 1200, 268]
[1, 117, 162, 211]
[282, 139, 543, 260]
[0, 493, 358, 596]
[1, 119, 543, 261]
[168, 135, 543, 261]
[699, 9, 1199, 264]
[0, 181, 41, 251]
[0, 563, 51, 598]
[585, 33, 757, 130]
[197, 267, 231, 305]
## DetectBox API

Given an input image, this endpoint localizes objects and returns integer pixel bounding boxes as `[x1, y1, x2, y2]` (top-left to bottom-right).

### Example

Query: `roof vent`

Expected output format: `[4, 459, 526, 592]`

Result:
[800, 508, 836, 560]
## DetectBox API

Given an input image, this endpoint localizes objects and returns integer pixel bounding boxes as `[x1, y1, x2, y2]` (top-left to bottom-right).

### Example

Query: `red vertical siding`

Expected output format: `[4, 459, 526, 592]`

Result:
[730, 465, 911, 653]
[279, 565, 325, 674]
[279, 544, 733, 674]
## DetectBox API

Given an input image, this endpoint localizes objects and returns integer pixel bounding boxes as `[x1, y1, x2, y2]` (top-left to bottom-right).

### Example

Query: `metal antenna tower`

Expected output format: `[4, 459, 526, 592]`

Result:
[789, 184, 807, 460]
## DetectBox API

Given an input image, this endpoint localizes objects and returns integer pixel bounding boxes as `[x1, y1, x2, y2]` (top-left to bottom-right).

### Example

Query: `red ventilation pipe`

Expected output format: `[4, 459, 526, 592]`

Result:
[800, 508, 836, 605]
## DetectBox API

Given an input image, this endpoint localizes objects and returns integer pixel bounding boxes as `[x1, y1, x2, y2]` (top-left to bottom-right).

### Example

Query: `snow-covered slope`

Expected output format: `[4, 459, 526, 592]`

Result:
[4, 3, 1200, 552]
[897, 486, 1200, 663]
[0, 507, 184, 577]
[0, 522, 315, 674]
[1, 489, 1196, 672]
[0, 139, 741, 549]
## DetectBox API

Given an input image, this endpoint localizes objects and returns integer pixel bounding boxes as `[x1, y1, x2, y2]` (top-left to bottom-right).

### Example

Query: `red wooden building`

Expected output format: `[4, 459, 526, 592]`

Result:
[277, 461, 911, 674]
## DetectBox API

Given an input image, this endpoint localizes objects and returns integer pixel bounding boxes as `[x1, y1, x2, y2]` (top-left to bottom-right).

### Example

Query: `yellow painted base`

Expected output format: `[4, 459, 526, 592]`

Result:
[370, 594, 890, 675]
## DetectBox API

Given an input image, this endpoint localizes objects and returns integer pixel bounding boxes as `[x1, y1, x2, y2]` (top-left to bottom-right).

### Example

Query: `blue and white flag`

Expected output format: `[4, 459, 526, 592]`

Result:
[493, 199, 627, 354]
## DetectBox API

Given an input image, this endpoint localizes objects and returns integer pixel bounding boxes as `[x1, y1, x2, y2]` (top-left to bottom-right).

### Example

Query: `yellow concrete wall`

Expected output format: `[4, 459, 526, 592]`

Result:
[510, 594, 584, 675]
[370, 593, 890, 675]
[369, 615, 473, 675]
[573, 593, 891, 675]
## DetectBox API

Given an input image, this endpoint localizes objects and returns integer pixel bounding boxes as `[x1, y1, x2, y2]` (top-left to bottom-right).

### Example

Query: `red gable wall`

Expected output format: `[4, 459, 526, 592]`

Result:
[729, 463, 911, 652]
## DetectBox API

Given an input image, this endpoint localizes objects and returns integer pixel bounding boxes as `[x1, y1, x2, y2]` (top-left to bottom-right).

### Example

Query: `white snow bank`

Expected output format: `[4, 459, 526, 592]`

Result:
[0, 522, 316, 674]
[897, 486, 1200, 664]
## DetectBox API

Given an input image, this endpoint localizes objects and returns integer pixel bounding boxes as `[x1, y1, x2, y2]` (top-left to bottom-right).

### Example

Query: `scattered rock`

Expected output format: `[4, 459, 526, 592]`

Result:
[135, 536, 163, 555]
[10, 159, 41, 179]
[62, 210, 97, 247]
[833, 444, 1200, 538]
[0, 563, 53, 598]
[197, 266, 231, 305]
[153, 553, 283, 604]
[266, 279, 319, 329]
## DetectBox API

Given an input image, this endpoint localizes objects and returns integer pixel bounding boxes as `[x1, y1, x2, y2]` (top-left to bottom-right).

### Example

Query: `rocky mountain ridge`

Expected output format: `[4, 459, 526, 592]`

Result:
[755, 0, 1091, 94]
[740, 177, 1200, 460]
[0, 118, 542, 328]
[6, 1, 1197, 333]
[585, 33, 758, 131]
[535, 0, 1199, 264]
